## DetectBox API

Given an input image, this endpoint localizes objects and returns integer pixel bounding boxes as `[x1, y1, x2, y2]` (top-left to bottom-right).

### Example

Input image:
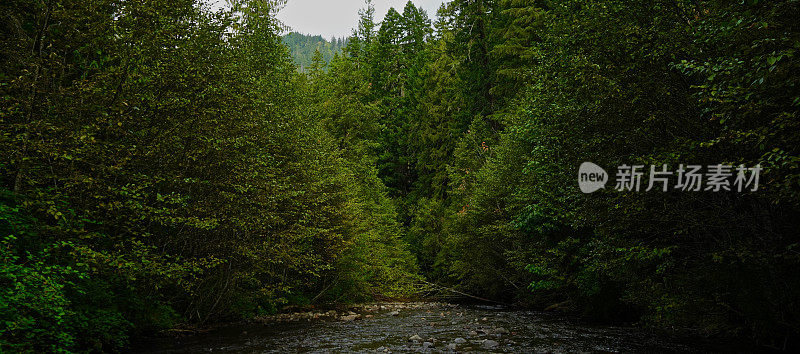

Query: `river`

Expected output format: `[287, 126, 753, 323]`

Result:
[131, 302, 758, 353]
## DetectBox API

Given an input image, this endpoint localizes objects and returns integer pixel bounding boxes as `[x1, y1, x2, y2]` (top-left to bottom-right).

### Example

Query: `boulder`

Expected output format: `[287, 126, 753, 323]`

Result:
[492, 327, 509, 335]
[482, 339, 499, 349]
[340, 314, 361, 321]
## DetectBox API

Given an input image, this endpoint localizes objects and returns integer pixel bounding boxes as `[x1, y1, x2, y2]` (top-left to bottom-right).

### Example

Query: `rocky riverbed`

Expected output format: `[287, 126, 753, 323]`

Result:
[131, 302, 755, 353]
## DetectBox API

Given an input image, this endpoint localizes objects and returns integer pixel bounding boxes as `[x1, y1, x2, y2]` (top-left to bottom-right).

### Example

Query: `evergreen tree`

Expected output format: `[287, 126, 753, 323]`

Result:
[346, 0, 377, 67]
[490, 0, 546, 100]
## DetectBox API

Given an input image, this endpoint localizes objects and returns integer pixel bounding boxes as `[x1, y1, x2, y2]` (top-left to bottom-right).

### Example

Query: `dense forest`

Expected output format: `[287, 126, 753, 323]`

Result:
[1, 0, 799, 352]
[281, 32, 347, 71]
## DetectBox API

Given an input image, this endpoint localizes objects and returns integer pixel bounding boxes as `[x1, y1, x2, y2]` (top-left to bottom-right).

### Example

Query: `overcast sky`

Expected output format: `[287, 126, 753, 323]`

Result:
[275, 0, 447, 39]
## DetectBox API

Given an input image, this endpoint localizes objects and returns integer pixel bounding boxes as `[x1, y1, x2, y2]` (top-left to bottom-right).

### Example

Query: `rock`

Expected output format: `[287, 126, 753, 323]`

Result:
[389, 310, 400, 316]
[468, 330, 479, 337]
[447, 343, 457, 350]
[364, 314, 374, 318]
[409, 334, 423, 341]
[493, 327, 509, 335]
[422, 342, 434, 348]
[481, 317, 488, 321]
[454, 338, 467, 344]
[340, 314, 361, 321]
[482, 339, 499, 349]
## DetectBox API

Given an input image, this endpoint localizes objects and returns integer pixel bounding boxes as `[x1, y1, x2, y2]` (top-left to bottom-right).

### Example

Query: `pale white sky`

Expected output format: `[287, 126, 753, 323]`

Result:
[277, 0, 446, 38]
[204, 0, 446, 39]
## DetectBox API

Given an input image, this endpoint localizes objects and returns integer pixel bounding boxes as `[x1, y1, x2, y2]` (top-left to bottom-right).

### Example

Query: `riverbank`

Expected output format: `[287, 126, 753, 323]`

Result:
[130, 302, 762, 353]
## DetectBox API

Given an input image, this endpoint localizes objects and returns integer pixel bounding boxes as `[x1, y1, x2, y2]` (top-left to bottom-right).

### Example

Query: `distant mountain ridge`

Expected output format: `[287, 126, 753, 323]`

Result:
[281, 32, 348, 71]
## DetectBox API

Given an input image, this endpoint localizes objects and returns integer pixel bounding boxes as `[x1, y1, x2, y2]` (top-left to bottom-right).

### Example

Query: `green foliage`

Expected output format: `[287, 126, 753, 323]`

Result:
[433, 0, 800, 344]
[328, 0, 800, 347]
[300, 43, 420, 301]
[0, 193, 133, 352]
[0, 0, 419, 351]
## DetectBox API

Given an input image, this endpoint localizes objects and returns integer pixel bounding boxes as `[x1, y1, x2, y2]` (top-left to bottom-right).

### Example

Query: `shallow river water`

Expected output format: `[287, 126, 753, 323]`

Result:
[132, 302, 756, 353]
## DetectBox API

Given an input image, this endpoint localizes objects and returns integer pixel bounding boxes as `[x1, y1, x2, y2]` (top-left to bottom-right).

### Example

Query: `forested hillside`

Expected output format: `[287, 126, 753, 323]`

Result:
[2, 0, 799, 352]
[282, 32, 347, 71]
